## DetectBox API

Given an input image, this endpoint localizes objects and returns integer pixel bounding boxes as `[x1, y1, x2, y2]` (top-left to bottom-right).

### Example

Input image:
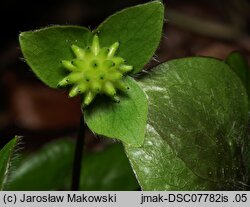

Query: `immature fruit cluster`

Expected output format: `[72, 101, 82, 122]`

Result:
[58, 35, 133, 106]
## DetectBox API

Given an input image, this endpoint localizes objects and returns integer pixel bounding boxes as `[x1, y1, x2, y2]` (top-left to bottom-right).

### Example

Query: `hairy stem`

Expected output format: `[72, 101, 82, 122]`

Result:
[71, 114, 85, 191]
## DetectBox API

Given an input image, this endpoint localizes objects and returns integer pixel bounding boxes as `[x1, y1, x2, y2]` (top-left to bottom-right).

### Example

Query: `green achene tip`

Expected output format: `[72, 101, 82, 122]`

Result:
[58, 34, 133, 107]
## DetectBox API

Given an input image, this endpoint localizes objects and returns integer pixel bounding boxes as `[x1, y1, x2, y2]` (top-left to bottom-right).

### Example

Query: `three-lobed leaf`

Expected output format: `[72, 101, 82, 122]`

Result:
[125, 57, 249, 190]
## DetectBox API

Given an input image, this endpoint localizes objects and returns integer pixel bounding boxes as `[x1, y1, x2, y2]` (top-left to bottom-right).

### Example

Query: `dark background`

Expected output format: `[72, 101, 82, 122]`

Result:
[1, 0, 250, 150]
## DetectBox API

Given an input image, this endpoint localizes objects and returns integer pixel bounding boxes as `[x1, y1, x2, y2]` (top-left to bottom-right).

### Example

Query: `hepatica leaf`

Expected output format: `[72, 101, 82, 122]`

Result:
[84, 77, 148, 147]
[125, 57, 249, 190]
[0, 136, 19, 190]
[126, 124, 215, 190]
[5, 139, 75, 190]
[97, 1, 164, 74]
[6, 140, 138, 191]
[19, 26, 93, 88]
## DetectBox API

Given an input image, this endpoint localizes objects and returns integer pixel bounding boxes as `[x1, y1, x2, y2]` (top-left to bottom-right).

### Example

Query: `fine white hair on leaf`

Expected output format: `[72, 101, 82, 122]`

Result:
[163, 18, 169, 23]
[152, 56, 160, 63]
[141, 69, 151, 75]
[162, 33, 167, 40]
[19, 57, 26, 63]
[2, 136, 24, 190]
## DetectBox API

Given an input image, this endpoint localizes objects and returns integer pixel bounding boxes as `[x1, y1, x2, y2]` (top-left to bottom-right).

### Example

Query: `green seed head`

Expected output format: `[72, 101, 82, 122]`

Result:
[58, 35, 133, 107]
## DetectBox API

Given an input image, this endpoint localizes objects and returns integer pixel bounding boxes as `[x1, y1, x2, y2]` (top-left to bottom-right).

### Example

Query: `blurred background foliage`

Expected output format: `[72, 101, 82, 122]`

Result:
[0, 0, 250, 190]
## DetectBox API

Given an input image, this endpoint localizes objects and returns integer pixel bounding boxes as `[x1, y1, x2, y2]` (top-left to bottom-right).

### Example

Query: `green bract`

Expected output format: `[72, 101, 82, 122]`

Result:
[58, 35, 133, 106]
[19, 1, 164, 146]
